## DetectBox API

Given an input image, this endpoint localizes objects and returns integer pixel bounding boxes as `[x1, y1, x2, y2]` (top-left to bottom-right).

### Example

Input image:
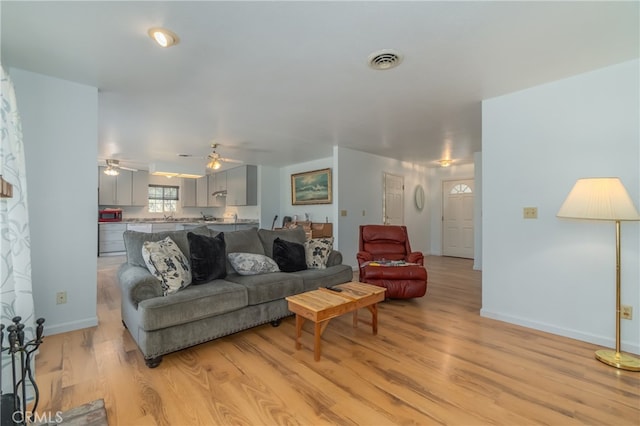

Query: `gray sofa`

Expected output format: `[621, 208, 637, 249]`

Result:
[117, 226, 353, 367]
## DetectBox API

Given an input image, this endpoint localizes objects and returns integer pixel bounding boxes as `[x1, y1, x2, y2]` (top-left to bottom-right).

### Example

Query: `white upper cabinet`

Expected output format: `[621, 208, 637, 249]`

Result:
[226, 165, 257, 206]
[208, 171, 227, 207]
[181, 178, 197, 207]
[195, 176, 209, 207]
[181, 176, 209, 207]
[99, 167, 132, 206]
[132, 171, 149, 206]
[99, 168, 149, 206]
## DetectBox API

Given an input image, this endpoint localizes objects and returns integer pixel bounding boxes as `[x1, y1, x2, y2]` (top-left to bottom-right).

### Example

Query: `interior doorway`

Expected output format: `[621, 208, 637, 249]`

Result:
[442, 179, 474, 258]
[383, 173, 404, 225]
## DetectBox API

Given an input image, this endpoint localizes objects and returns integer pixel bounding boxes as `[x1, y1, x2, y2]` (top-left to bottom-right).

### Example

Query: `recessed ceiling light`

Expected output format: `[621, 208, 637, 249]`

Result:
[148, 27, 179, 48]
[368, 49, 403, 70]
[439, 159, 452, 167]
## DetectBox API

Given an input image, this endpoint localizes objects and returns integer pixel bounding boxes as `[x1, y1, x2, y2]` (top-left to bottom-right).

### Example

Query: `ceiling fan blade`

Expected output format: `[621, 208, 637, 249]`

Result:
[221, 157, 243, 164]
[120, 165, 139, 172]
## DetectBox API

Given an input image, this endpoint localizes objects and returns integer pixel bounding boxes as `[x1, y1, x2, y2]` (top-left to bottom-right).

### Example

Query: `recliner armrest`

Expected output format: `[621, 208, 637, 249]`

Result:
[117, 263, 163, 307]
[356, 251, 374, 264]
[407, 252, 424, 265]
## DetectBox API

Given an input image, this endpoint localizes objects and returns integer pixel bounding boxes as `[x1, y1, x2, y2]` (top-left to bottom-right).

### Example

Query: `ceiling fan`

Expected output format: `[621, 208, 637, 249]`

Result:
[103, 159, 139, 176]
[205, 144, 243, 170]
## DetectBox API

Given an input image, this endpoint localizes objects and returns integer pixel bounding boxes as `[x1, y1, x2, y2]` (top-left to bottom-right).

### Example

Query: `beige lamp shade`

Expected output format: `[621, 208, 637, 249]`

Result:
[557, 177, 640, 221]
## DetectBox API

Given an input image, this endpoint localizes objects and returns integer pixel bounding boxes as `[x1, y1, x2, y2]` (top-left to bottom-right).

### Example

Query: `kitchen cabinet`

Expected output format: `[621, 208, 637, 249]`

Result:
[226, 165, 257, 206]
[99, 167, 132, 206]
[181, 177, 209, 207]
[127, 223, 152, 233]
[196, 176, 209, 207]
[151, 223, 177, 233]
[208, 171, 226, 207]
[99, 167, 148, 206]
[181, 178, 197, 207]
[131, 171, 149, 206]
[98, 223, 127, 255]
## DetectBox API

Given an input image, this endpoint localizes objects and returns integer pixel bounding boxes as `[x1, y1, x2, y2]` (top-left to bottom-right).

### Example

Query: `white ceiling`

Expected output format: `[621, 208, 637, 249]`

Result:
[2, 1, 638, 171]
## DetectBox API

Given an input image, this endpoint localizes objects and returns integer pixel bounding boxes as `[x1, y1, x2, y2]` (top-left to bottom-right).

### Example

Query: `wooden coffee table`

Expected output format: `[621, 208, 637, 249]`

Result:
[285, 281, 386, 361]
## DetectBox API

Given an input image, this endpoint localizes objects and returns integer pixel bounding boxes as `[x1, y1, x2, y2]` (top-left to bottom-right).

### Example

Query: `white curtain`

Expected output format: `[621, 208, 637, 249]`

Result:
[0, 66, 35, 395]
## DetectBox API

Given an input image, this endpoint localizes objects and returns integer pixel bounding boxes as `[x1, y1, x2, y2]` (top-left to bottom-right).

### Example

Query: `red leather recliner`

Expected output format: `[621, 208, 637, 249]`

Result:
[357, 225, 427, 299]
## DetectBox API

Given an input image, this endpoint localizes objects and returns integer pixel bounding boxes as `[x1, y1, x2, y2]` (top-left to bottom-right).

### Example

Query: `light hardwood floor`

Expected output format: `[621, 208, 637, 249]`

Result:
[34, 256, 639, 425]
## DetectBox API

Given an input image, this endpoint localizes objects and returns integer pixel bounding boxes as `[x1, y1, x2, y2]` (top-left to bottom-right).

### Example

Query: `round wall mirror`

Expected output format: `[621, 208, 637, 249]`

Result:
[414, 185, 425, 211]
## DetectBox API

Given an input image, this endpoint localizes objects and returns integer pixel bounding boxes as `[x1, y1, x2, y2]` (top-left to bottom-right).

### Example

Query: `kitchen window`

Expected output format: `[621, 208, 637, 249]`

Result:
[148, 184, 179, 213]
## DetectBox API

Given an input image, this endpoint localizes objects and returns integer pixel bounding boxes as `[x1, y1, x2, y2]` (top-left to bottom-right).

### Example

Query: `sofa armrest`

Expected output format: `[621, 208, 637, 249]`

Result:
[117, 263, 163, 307]
[407, 252, 424, 265]
[326, 250, 343, 267]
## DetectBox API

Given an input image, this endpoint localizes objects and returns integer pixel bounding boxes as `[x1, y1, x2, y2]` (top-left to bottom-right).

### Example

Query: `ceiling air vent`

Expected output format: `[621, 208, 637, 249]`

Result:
[368, 49, 403, 70]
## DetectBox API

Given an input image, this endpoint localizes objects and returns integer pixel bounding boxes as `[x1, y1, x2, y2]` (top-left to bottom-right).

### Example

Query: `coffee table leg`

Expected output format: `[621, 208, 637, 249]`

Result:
[295, 315, 304, 350]
[369, 304, 378, 335]
[314, 321, 322, 361]
[353, 309, 358, 328]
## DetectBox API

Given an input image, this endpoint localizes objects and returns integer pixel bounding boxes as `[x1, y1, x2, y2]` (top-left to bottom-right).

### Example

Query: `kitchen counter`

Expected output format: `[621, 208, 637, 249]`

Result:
[99, 218, 259, 225]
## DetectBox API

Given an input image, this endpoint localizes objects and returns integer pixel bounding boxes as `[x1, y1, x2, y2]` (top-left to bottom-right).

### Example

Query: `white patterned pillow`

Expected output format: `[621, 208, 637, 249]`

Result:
[304, 237, 334, 269]
[228, 252, 280, 276]
[142, 237, 192, 295]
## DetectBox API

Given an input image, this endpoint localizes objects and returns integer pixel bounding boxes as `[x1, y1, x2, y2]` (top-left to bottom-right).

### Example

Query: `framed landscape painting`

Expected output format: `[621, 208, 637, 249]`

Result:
[291, 168, 332, 205]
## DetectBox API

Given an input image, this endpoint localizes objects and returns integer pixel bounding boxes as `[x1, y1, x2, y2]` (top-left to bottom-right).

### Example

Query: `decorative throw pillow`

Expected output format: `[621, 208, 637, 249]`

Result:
[304, 237, 334, 269]
[187, 232, 227, 284]
[142, 236, 192, 295]
[272, 237, 307, 273]
[228, 252, 280, 276]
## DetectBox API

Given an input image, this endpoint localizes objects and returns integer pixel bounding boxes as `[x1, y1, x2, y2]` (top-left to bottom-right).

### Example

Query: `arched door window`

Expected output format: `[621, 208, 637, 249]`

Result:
[450, 183, 472, 194]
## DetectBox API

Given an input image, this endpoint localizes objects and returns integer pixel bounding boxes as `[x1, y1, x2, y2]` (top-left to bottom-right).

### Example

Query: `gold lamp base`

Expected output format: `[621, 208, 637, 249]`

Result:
[595, 349, 640, 371]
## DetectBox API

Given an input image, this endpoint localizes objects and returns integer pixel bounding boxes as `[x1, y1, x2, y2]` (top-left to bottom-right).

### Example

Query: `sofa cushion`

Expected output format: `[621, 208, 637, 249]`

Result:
[138, 280, 248, 331]
[304, 237, 334, 269]
[258, 227, 306, 258]
[124, 226, 210, 268]
[142, 237, 192, 295]
[273, 237, 307, 272]
[188, 232, 227, 284]
[220, 227, 265, 274]
[291, 265, 354, 292]
[225, 272, 304, 305]
[228, 253, 280, 275]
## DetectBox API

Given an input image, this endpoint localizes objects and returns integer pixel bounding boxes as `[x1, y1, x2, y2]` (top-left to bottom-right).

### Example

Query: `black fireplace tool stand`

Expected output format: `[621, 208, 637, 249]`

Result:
[1, 317, 45, 426]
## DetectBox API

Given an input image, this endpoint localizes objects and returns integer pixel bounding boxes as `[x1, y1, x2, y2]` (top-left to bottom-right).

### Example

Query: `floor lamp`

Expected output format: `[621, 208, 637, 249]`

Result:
[557, 177, 640, 371]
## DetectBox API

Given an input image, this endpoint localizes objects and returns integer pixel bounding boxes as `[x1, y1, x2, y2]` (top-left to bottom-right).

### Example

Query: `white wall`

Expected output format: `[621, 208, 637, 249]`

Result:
[473, 151, 483, 270]
[482, 59, 640, 353]
[336, 147, 429, 269]
[258, 165, 280, 229]
[11, 68, 99, 335]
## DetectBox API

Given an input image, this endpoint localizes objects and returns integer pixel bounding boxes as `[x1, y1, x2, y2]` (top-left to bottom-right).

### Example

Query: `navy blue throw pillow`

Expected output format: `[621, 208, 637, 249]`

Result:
[273, 237, 307, 273]
[187, 232, 227, 284]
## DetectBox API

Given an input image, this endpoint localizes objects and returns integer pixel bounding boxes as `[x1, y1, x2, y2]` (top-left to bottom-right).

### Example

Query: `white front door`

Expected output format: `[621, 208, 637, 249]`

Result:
[442, 179, 474, 258]
[383, 173, 404, 225]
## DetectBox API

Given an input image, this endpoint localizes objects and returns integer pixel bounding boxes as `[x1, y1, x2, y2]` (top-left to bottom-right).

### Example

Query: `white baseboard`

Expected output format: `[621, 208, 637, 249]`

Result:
[480, 309, 640, 355]
[44, 317, 99, 336]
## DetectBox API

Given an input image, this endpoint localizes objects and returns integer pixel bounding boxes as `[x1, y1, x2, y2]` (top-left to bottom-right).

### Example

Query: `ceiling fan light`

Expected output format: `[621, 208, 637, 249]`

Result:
[207, 159, 222, 170]
[104, 166, 119, 176]
[148, 27, 179, 48]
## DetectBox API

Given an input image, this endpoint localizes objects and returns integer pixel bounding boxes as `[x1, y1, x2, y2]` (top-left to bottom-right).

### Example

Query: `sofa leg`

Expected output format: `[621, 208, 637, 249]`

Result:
[270, 319, 281, 327]
[145, 356, 163, 368]
[121, 320, 128, 329]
